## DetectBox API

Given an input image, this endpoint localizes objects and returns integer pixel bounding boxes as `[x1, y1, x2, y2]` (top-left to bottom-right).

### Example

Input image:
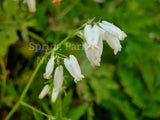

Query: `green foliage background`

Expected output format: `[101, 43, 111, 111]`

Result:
[0, 0, 160, 120]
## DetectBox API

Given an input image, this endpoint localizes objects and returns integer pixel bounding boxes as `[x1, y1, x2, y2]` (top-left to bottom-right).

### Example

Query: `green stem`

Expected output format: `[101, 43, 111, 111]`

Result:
[44, 79, 53, 84]
[0, 59, 7, 107]
[27, 30, 46, 44]
[54, 25, 84, 50]
[20, 101, 55, 118]
[56, 52, 68, 58]
[5, 51, 51, 120]
[58, 93, 63, 120]
[5, 25, 85, 120]
[59, 0, 80, 19]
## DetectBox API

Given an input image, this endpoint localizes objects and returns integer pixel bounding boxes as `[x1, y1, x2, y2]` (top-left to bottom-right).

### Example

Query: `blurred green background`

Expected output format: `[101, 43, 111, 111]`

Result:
[0, 0, 160, 120]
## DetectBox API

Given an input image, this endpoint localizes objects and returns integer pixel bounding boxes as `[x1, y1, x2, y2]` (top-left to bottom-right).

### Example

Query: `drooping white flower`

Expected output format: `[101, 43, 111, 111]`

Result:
[103, 33, 122, 55]
[51, 66, 63, 102]
[83, 38, 103, 66]
[99, 21, 127, 54]
[64, 55, 84, 83]
[99, 21, 127, 40]
[38, 85, 51, 99]
[26, 0, 36, 13]
[84, 24, 102, 49]
[43, 55, 54, 79]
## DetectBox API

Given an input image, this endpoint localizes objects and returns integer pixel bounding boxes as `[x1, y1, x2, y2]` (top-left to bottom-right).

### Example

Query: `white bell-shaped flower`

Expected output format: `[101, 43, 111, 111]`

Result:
[103, 33, 122, 55]
[83, 38, 103, 66]
[64, 55, 84, 83]
[99, 21, 127, 40]
[38, 85, 51, 99]
[51, 66, 63, 102]
[26, 0, 36, 13]
[84, 24, 102, 49]
[43, 55, 54, 79]
[99, 21, 127, 54]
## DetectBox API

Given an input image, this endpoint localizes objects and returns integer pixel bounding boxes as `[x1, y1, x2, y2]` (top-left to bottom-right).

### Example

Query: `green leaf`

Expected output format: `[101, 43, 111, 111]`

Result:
[3, 0, 18, 17]
[5, 79, 18, 98]
[118, 68, 146, 108]
[33, 111, 44, 120]
[110, 98, 138, 120]
[90, 77, 119, 102]
[62, 90, 73, 116]
[143, 103, 160, 118]
[34, 3, 47, 31]
[68, 105, 86, 120]
[87, 106, 94, 120]
[0, 28, 18, 58]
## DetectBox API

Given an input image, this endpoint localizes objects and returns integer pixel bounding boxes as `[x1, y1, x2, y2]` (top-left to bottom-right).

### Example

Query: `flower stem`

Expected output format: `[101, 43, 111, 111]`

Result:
[27, 30, 46, 44]
[54, 25, 84, 50]
[5, 25, 85, 120]
[20, 101, 55, 119]
[5, 51, 51, 120]
[58, 93, 63, 120]
[56, 52, 68, 58]
[59, 0, 80, 19]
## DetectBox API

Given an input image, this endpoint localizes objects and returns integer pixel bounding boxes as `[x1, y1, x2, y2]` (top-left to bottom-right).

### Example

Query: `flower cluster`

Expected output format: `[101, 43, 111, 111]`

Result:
[39, 54, 84, 102]
[39, 20, 126, 102]
[81, 20, 127, 66]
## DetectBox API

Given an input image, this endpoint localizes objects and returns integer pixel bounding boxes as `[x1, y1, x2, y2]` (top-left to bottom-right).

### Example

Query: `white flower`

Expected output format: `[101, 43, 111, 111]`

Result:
[38, 85, 51, 99]
[84, 24, 102, 49]
[100, 21, 127, 40]
[104, 33, 122, 55]
[99, 21, 127, 54]
[43, 55, 54, 79]
[64, 55, 84, 83]
[51, 66, 63, 102]
[83, 38, 103, 66]
[26, 0, 36, 13]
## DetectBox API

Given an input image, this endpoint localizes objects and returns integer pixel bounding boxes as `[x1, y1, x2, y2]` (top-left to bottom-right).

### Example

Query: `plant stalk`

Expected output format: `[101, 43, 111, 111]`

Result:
[20, 101, 55, 118]
[5, 25, 85, 120]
